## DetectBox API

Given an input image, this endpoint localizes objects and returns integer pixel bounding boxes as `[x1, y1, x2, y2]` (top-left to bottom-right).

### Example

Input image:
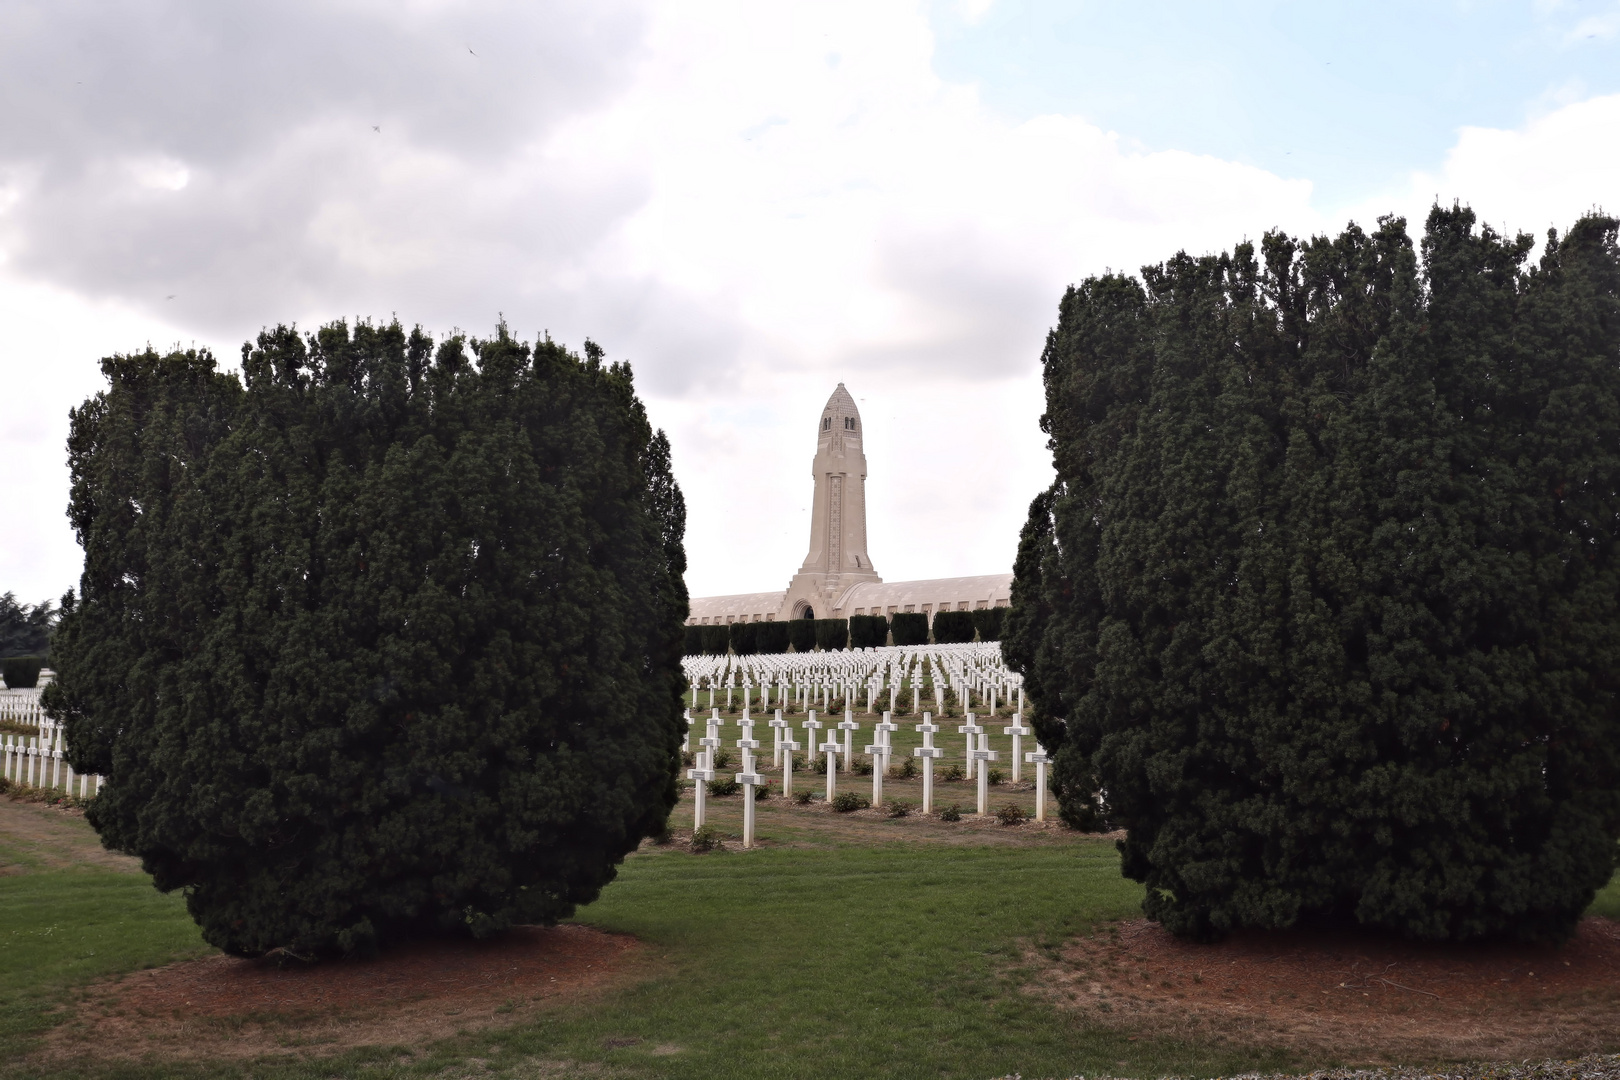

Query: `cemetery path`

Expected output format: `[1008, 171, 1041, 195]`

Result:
[1032, 915, 1620, 1065]
[39, 922, 650, 1063]
[0, 794, 140, 873]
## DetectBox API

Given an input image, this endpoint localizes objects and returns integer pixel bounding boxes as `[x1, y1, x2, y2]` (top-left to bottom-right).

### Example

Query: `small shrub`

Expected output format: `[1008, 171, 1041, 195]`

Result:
[939, 803, 963, 822]
[885, 798, 911, 818]
[809, 754, 829, 775]
[681, 750, 695, 768]
[793, 790, 814, 806]
[890, 757, 918, 779]
[854, 757, 873, 776]
[713, 749, 733, 769]
[753, 782, 770, 801]
[988, 767, 1005, 786]
[996, 803, 1027, 826]
[690, 826, 721, 853]
[942, 762, 965, 782]
[2, 657, 43, 690]
[651, 825, 674, 845]
[831, 791, 868, 813]
[708, 778, 740, 798]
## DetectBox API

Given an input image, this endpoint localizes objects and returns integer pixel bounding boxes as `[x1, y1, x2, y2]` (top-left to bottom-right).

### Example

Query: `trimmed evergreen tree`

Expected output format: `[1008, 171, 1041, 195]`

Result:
[848, 613, 889, 649]
[0, 593, 56, 658]
[970, 606, 1007, 643]
[1005, 209, 1620, 943]
[729, 621, 758, 656]
[45, 322, 689, 957]
[700, 625, 730, 655]
[755, 620, 791, 654]
[932, 610, 977, 644]
[814, 617, 848, 651]
[788, 618, 817, 653]
[889, 612, 928, 647]
[683, 625, 705, 656]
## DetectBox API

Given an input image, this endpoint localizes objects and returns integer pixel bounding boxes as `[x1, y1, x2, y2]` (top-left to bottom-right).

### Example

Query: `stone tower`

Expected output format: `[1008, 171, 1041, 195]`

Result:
[782, 384, 881, 620]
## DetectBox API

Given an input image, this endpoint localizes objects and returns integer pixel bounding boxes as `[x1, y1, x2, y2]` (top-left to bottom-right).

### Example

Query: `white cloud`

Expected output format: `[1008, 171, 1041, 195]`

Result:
[1343, 92, 1620, 249]
[0, 0, 1380, 604]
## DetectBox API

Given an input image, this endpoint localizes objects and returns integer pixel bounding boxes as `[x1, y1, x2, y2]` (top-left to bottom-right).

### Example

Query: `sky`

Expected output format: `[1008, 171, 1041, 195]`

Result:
[3, 0, 1619, 606]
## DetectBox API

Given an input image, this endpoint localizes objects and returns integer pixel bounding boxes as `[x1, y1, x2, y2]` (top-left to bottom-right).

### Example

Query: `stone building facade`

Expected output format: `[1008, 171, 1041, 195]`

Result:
[686, 384, 1013, 628]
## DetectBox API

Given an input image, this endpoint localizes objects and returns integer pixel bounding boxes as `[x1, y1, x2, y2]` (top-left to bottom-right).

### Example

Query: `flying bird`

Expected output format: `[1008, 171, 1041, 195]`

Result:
[165, 295, 176, 300]
[372, 125, 380, 132]
[467, 46, 477, 56]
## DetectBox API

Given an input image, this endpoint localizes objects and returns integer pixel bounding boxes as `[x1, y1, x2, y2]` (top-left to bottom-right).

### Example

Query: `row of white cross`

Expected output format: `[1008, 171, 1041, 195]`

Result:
[2, 724, 105, 800]
[682, 706, 1051, 848]
[681, 642, 1024, 721]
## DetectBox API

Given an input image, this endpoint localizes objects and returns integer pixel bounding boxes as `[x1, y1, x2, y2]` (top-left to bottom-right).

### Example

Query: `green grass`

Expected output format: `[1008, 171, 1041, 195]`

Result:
[6, 792, 1620, 1079]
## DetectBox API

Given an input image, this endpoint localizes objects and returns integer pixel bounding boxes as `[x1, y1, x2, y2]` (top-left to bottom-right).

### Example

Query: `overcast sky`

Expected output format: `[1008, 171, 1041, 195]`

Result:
[4, 0, 1620, 605]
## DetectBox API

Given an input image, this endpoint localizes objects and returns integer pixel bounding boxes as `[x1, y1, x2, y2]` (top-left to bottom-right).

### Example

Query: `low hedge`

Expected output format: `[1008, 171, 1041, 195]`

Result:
[848, 613, 889, 649]
[814, 618, 848, 651]
[2, 657, 43, 689]
[890, 612, 928, 647]
[932, 609, 977, 644]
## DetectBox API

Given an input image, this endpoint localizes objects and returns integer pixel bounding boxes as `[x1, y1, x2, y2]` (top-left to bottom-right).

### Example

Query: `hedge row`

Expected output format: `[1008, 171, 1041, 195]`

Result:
[682, 607, 1010, 654]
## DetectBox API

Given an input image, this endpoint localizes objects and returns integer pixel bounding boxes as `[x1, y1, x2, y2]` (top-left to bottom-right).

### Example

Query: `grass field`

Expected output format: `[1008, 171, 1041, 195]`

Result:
[4, 787, 1620, 1079]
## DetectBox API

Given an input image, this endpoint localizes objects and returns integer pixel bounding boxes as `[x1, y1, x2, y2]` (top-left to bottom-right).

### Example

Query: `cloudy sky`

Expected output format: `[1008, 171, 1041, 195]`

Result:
[4, 0, 1620, 606]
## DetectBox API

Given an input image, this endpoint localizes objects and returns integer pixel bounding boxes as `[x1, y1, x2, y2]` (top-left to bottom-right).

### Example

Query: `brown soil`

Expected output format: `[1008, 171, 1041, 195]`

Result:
[40, 924, 646, 1063]
[1033, 916, 1620, 1064]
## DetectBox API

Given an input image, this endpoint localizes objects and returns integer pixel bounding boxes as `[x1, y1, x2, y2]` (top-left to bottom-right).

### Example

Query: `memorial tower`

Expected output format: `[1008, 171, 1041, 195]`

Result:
[782, 384, 880, 619]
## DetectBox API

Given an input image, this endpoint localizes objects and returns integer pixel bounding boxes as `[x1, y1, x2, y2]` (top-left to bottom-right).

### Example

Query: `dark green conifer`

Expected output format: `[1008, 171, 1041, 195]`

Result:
[1005, 210, 1620, 942]
[46, 322, 688, 957]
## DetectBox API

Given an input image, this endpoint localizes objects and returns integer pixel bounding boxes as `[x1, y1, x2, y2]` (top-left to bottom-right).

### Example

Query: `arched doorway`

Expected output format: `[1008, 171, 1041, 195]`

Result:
[802, 606, 815, 620]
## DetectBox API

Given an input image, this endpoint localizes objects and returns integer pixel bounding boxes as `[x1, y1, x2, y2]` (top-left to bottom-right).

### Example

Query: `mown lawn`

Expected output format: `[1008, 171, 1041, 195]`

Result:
[5, 790, 1620, 1079]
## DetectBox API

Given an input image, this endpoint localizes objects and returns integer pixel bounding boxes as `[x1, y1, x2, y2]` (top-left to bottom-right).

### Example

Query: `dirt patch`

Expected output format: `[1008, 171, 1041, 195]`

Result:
[40, 923, 646, 1063]
[0, 794, 140, 873]
[1032, 916, 1620, 1064]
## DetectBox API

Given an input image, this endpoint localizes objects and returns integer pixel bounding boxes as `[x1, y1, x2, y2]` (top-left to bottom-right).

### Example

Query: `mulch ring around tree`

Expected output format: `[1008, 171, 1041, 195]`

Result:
[1030, 916, 1620, 1065]
[39, 923, 647, 1063]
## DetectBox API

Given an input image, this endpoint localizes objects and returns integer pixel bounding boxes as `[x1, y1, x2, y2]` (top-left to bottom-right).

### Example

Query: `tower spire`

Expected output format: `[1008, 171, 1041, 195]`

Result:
[783, 384, 880, 620]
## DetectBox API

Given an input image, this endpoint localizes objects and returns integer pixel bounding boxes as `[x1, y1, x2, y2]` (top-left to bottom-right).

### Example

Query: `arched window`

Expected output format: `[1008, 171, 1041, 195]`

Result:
[844, 416, 856, 430]
[822, 416, 831, 430]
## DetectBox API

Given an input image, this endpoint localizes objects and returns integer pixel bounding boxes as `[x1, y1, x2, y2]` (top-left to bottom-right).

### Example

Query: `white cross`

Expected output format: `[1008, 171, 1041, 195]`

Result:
[768, 708, 790, 767]
[1002, 720, 1029, 782]
[1025, 743, 1050, 822]
[821, 735, 842, 801]
[957, 713, 983, 779]
[866, 710, 899, 806]
[913, 711, 945, 814]
[969, 742, 1000, 817]
[836, 709, 861, 773]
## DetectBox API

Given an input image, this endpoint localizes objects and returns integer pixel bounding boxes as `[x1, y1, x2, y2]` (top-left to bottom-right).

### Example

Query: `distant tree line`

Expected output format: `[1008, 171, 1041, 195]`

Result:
[0, 592, 56, 658]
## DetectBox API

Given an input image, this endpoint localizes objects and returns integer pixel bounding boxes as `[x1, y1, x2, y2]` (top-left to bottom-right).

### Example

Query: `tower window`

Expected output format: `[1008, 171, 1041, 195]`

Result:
[822, 417, 831, 430]
[844, 416, 856, 430]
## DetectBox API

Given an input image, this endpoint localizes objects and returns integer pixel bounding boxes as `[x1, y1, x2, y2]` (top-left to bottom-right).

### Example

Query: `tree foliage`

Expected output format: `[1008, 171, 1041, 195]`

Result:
[0, 593, 56, 658]
[788, 618, 817, 653]
[970, 606, 1008, 643]
[814, 617, 848, 651]
[729, 620, 758, 656]
[755, 620, 791, 654]
[1004, 209, 1620, 943]
[848, 613, 889, 649]
[932, 609, 977, 644]
[45, 321, 689, 957]
[889, 612, 928, 647]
